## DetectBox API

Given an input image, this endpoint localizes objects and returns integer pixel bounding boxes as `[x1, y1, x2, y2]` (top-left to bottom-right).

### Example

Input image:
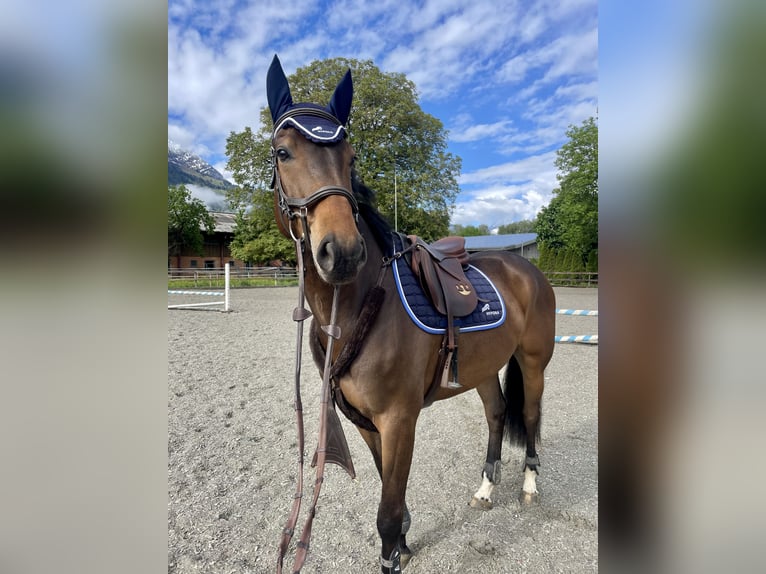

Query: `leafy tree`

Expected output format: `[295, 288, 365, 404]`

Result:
[225, 58, 462, 259]
[535, 196, 566, 251]
[451, 223, 489, 236]
[225, 127, 296, 265]
[586, 249, 598, 273]
[168, 184, 215, 263]
[537, 243, 552, 271]
[498, 219, 536, 234]
[231, 191, 296, 266]
[535, 117, 598, 266]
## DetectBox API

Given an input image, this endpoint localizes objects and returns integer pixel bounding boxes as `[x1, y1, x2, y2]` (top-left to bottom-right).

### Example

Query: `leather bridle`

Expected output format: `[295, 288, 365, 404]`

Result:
[270, 108, 359, 244]
[272, 159, 359, 243]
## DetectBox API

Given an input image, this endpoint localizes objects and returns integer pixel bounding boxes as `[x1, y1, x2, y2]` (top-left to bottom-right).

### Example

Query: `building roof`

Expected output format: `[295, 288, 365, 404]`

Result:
[203, 214, 537, 250]
[463, 233, 537, 251]
[209, 212, 237, 233]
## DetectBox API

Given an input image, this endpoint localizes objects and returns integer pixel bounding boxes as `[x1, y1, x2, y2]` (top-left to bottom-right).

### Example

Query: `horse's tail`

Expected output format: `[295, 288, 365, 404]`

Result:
[502, 355, 540, 447]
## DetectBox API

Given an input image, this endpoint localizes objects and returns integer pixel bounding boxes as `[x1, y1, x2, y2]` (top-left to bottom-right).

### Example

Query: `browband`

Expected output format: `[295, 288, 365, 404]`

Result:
[272, 107, 345, 138]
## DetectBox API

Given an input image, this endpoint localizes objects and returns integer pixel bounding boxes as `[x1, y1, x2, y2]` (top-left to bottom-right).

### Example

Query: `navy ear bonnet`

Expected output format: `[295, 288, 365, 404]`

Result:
[267, 54, 353, 143]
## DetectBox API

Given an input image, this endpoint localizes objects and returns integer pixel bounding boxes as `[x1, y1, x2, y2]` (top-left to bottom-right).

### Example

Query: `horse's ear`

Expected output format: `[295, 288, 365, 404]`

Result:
[328, 69, 353, 126]
[267, 54, 293, 124]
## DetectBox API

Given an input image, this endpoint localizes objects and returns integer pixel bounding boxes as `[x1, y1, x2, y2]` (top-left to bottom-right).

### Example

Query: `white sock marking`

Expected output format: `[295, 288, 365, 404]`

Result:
[473, 472, 495, 501]
[522, 467, 538, 494]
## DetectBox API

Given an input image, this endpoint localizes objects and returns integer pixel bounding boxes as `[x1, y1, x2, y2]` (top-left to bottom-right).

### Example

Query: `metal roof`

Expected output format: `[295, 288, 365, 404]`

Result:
[463, 233, 537, 251]
[202, 215, 537, 249]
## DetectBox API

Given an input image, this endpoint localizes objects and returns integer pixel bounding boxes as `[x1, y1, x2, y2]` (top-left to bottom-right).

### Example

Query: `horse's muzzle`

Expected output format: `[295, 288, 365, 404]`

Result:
[314, 232, 366, 284]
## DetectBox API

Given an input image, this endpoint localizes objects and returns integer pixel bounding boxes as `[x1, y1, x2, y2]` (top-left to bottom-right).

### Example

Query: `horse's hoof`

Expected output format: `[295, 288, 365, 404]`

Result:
[519, 491, 539, 505]
[470, 496, 493, 510]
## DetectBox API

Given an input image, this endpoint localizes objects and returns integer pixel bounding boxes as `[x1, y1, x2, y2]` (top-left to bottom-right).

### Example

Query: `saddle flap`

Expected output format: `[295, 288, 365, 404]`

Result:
[435, 258, 478, 316]
[416, 251, 447, 314]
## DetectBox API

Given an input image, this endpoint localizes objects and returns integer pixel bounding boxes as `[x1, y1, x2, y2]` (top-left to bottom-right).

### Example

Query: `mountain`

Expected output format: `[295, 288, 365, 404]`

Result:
[168, 140, 235, 192]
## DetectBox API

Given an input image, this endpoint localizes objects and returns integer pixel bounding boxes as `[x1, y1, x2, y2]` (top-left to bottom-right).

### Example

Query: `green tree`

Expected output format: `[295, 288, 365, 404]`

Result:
[535, 117, 598, 265]
[537, 243, 552, 271]
[451, 224, 489, 236]
[225, 127, 295, 265]
[586, 249, 598, 273]
[168, 184, 215, 264]
[225, 58, 462, 258]
[498, 219, 536, 234]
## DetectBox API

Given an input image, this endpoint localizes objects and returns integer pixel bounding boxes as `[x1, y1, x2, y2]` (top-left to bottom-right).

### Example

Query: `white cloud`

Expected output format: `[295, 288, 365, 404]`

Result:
[212, 161, 235, 183]
[452, 185, 553, 227]
[167, 123, 200, 153]
[459, 151, 558, 187]
[451, 150, 558, 226]
[449, 119, 514, 143]
[168, 0, 597, 225]
[186, 184, 227, 207]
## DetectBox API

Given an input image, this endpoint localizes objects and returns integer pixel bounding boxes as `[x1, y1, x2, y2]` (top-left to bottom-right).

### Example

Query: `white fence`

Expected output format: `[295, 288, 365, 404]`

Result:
[168, 265, 298, 287]
[168, 263, 230, 311]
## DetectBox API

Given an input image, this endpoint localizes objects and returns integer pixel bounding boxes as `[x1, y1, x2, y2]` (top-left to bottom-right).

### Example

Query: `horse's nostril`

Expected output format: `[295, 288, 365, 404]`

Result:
[355, 237, 366, 260]
[317, 235, 336, 269]
[314, 232, 366, 284]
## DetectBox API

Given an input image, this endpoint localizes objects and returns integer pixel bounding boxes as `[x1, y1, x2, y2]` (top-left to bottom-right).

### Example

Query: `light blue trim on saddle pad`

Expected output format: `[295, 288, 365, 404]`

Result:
[391, 238, 506, 335]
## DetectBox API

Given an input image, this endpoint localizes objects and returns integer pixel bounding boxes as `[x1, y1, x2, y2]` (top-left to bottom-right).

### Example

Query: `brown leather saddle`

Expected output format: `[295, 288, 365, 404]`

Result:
[407, 235, 478, 394]
[408, 235, 478, 317]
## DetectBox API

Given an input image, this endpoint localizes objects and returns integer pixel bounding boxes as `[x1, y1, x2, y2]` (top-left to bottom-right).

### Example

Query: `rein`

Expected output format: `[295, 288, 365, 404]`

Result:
[273, 151, 367, 572]
[272, 121, 395, 571]
[276, 213, 344, 574]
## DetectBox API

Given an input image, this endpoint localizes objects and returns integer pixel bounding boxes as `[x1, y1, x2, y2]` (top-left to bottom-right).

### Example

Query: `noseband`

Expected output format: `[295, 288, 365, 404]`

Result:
[272, 163, 359, 241]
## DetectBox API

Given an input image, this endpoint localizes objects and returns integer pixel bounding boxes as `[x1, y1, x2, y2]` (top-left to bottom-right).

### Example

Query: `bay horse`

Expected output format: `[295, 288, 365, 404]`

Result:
[267, 55, 555, 573]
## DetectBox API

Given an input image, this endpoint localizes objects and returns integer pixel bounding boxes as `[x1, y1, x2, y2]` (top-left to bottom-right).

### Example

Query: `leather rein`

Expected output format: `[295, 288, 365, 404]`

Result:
[272, 137, 363, 574]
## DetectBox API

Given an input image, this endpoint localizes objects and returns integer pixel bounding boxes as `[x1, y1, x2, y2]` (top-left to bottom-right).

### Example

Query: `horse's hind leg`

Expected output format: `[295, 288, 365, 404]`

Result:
[470, 374, 505, 510]
[516, 353, 547, 504]
[502, 353, 547, 504]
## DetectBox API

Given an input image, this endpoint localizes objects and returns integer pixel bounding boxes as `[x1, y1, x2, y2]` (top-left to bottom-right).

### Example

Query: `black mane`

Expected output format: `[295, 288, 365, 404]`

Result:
[351, 170, 394, 255]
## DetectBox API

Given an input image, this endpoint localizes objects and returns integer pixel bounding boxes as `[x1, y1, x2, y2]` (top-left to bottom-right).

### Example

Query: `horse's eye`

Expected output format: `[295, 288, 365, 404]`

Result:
[350, 155, 357, 167]
[276, 148, 289, 162]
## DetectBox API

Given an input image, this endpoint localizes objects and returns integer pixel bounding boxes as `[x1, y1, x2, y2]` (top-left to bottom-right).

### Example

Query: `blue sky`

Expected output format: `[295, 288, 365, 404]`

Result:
[168, 0, 597, 228]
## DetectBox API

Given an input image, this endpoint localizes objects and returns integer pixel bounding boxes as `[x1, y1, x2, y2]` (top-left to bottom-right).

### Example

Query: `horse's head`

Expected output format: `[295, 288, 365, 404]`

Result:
[267, 55, 366, 285]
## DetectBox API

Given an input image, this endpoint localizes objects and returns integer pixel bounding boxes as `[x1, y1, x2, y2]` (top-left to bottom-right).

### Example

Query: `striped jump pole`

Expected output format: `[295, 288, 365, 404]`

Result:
[555, 307, 597, 344]
[555, 335, 598, 344]
[556, 308, 598, 316]
[168, 263, 230, 311]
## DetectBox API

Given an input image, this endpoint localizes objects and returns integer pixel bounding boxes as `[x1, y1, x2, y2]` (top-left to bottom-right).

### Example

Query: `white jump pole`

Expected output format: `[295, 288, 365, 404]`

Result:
[167, 263, 231, 311]
[224, 263, 230, 312]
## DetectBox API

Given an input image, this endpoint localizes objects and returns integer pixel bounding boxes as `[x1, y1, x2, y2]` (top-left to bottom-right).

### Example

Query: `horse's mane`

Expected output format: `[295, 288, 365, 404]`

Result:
[351, 170, 394, 254]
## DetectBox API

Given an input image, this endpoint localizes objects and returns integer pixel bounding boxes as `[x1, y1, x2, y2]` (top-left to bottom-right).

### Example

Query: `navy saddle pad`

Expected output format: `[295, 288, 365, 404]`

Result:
[390, 234, 506, 335]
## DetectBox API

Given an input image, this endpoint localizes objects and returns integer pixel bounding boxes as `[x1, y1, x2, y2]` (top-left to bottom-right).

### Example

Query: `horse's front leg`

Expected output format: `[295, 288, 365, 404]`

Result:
[357, 427, 413, 567]
[376, 416, 417, 573]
